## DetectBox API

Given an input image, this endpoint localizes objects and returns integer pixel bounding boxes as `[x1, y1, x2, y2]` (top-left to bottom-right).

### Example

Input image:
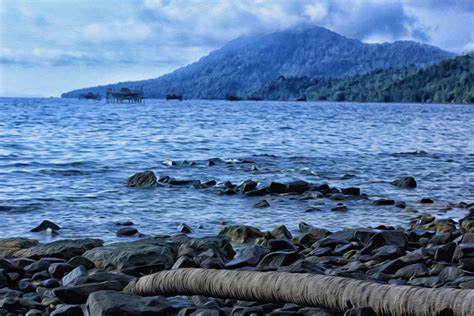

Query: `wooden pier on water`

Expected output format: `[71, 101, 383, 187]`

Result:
[106, 87, 144, 103]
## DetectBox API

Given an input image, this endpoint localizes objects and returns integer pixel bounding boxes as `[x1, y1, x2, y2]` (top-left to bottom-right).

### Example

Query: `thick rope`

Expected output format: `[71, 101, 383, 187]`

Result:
[124, 268, 474, 316]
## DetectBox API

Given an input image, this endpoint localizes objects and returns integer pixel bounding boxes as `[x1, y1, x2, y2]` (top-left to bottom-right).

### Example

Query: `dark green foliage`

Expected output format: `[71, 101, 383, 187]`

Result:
[253, 54, 474, 104]
[61, 26, 452, 99]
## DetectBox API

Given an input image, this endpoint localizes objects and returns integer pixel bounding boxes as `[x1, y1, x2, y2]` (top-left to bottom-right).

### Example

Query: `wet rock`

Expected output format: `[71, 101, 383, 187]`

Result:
[299, 190, 324, 200]
[253, 200, 270, 208]
[68, 256, 96, 270]
[0, 238, 39, 257]
[226, 245, 269, 269]
[268, 239, 297, 252]
[408, 276, 443, 287]
[392, 176, 417, 188]
[439, 266, 465, 282]
[207, 158, 224, 166]
[219, 225, 264, 243]
[395, 263, 430, 279]
[172, 256, 197, 269]
[69, 272, 133, 287]
[127, 170, 157, 188]
[244, 188, 269, 197]
[26, 310, 47, 316]
[331, 205, 348, 212]
[116, 227, 138, 237]
[176, 236, 235, 263]
[269, 182, 288, 194]
[453, 243, 474, 261]
[372, 199, 395, 206]
[459, 258, 474, 272]
[420, 198, 434, 204]
[179, 224, 192, 234]
[115, 220, 134, 226]
[395, 201, 406, 209]
[85, 290, 176, 316]
[270, 225, 292, 239]
[344, 306, 376, 316]
[62, 266, 87, 286]
[287, 180, 310, 194]
[238, 180, 258, 194]
[16, 239, 103, 260]
[434, 242, 456, 262]
[359, 230, 408, 254]
[341, 187, 360, 196]
[55, 280, 124, 304]
[83, 239, 175, 271]
[30, 220, 61, 233]
[257, 251, 300, 270]
[50, 304, 83, 316]
[39, 278, 61, 288]
[373, 245, 404, 261]
[293, 223, 330, 247]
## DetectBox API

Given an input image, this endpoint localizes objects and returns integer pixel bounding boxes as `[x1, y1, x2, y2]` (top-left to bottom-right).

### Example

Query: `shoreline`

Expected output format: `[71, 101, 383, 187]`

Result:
[1, 205, 473, 315]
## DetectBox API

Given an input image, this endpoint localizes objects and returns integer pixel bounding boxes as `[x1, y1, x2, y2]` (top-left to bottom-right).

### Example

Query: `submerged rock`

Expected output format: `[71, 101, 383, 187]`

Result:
[253, 200, 270, 208]
[127, 171, 157, 188]
[392, 176, 417, 188]
[0, 238, 39, 257]
[116, 227, 139, 237]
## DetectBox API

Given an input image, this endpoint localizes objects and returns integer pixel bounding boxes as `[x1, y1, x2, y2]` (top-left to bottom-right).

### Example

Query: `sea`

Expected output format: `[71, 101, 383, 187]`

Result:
[0, 97, 472, 243]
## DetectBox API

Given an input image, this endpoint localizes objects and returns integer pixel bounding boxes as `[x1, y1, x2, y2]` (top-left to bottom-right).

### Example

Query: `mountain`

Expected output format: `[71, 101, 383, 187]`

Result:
[252, 53, 473, 104]
[61, 26, 454, 99]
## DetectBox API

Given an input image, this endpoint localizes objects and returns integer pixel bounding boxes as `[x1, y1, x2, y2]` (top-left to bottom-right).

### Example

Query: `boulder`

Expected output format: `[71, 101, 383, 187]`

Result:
[30, 220, 61, 233]
[82, 239, 175, 271]
[257, 251, 300, 270]
[341, 187, 361, 196]
[116, 227, 138, 237]
[50, 304, 83, 316]
[372, 199, 395, 206]
[238, 180, 258, 194]
[54, 281, 124, 304]
[15, 239, 103, 260]
[395, 263, 430, 279]
[270, 225, 292, 239]
[420, 198, 434, 204]
[244, 188, 269, 197]
[287, 180, 310, 194]
[127, 171, 157, 188]
[85, 290, 176, 316]
[391, 177, 417, 188]
[225, 245, 269, 269]
[219, 225, 264, 244]
[62, 266, 88, 286]
[268, 182, 288, 194]
[253, 200, 270, 208]
[0, 238, 39, 257]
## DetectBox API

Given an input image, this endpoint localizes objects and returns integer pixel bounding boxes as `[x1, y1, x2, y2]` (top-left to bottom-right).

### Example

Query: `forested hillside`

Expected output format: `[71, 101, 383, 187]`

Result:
[252, 54, 473, 104]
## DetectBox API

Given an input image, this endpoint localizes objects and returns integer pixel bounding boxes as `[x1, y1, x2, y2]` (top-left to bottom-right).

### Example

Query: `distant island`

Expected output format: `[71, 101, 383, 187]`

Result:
[60, 25, 473, 104]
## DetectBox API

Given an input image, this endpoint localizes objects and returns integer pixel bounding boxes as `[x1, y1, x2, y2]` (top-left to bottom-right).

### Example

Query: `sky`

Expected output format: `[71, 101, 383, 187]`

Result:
[0, 0, 473, 97]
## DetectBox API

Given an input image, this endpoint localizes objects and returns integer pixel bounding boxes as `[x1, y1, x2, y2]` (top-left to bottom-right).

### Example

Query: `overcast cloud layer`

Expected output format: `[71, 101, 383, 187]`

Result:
[1, 0, 473, 97]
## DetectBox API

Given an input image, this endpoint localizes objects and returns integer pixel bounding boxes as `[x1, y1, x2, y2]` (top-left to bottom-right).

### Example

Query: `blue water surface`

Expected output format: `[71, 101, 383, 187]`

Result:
[0, 98, 472, 243]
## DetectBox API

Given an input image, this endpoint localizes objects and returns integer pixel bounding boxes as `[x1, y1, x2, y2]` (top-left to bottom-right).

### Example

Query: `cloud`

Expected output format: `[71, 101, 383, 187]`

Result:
[0, 0, 472, 96]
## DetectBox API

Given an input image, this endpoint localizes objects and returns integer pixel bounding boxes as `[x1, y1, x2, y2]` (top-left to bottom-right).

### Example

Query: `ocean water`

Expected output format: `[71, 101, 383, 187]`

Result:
[0, 97, 472, 243]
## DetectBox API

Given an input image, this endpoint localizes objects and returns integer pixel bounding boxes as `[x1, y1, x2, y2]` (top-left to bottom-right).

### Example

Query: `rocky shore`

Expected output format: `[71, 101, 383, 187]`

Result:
[1, 171, 473, 315]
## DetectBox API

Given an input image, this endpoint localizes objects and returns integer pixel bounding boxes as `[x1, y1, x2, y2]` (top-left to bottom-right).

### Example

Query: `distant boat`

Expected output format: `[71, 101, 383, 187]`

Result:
[79, 92, 101, 100]
[166, 94, 183, 101]
[296, 96, 307, 102]
[226, 95, 242, 101]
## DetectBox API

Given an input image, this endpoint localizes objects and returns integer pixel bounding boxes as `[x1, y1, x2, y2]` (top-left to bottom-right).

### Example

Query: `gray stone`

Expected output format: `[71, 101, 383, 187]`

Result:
[127, 170, 157, 188]
[54, 281, 124, 304]
[16, 239, 103, 260]
[85, 290, 176, 316]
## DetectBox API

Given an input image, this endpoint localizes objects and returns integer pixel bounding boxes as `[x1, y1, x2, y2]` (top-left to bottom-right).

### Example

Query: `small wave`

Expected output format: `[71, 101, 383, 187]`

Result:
[41, 169, 89, 176]
[0, 204, 42, 212]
